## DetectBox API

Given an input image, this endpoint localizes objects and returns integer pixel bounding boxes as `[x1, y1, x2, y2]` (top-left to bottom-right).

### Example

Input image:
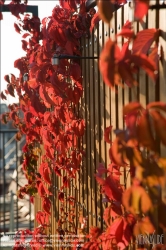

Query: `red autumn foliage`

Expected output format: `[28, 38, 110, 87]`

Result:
[1, 1, 166, 249]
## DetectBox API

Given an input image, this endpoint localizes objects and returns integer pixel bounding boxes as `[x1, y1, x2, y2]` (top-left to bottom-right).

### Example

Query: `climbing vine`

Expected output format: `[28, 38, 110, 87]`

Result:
[1, 0, 166, 250]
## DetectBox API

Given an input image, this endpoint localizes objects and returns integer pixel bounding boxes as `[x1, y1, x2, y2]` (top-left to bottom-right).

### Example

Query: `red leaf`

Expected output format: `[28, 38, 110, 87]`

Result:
[0, 12, 3, 20]
[45, 145, 55, 160]
[99, 39, 121, 88]
[118, 60, 138, 86]
[132, 29, 159, 55]
[95, 163, 107, 177]
[42, 197, 51, 215]
[123, 102, 142, 116]
[137, 111, 156, 151]
[38, 182, 46, 197]
[147, 101, 166, 112]
[106, 217, 124, 243]
[104, 126, 112, 144]
[117, 29, 134, 39]
[36, 211, 49, 225]
[48, 25, 66, 46]
[43, 167, 51, 185]
[89, 227, 101, 239]
[63, 176, 69, 188]
[97, 0, 114, 24]
[14, 23, 21, 33]
[65, 41, 74, 55]
[43, 183, 52, 196]
[21, 40, 28, 51]
[67, 196, 75, 206]
[4, 75, 10, 83]
[59, 0, 77, 11]
[103, 206, 112, 226]
[134, 0, 149, 20]
[122, 20, 132, 30]
[70, 63, 81, 81]
[130, 53, 156, 81]
[22, 32, 30, 38]
[150, 110, 166, 146]
[111, 138, 127, 166]
[0, 91, 7, 100]
[7, 83, 15, 97]
[149, 46, 159, 74]
[103, 175, 123, 202]
[90, 12, 100, 32]
[58, 192, 64, 202]
[29, 95, 45, 117]
[9, 3, 27, 18]
[15, 132, 22, 141]
[28, 78, 39, 89]
[111, 202, 123, 217]
[95, 175, 105, 186]
[53, 166, 62, 177]
[125, 112, 138, 138]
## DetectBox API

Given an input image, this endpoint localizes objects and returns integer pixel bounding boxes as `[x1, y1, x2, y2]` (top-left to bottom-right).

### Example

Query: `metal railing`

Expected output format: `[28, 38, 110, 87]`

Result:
[0, 130, 34, 249]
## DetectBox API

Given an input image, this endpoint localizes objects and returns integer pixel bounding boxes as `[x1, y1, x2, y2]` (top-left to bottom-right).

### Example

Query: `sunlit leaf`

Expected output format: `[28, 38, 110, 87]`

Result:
[99, 39, 121, 88]
[134, 0, 149, 20]
[123, 102, 143, 116]
[150, 110, 166, 146]
[104, 126, 112, 144]
[122, 185, 152, 215]
[137, 111, 156, 151]
[132, 28, 159, 54]
[147, 101, 166, 113]
[134, 216, 155, 236]
[90, 12, 100, 32]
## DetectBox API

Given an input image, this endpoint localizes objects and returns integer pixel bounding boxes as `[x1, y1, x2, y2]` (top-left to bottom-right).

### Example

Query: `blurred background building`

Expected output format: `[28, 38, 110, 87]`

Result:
[0, 103, 34, 249]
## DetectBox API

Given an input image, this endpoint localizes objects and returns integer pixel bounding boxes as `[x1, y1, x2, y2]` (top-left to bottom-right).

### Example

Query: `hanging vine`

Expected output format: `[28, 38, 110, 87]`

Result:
[1, 0, 166, 250]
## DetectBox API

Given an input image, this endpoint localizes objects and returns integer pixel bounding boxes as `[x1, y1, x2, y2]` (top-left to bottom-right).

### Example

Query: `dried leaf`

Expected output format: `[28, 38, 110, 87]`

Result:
[134, 216, 155, 236]
[111, 137, 127, 166]
[15, 132, 22, 141]
[122, 186, 152, 215]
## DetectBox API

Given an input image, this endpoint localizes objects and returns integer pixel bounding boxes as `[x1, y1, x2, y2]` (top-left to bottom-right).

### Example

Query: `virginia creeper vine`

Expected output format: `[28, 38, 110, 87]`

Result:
[1, 0, 166, 250]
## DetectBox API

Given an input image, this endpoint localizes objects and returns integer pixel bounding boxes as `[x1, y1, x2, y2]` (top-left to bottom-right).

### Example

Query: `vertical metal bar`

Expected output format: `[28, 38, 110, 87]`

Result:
[3, 133, 6, 233]
[29, 199, 32, 231]
[9, 191, 14, 231]
[16, 139, 19, 231]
